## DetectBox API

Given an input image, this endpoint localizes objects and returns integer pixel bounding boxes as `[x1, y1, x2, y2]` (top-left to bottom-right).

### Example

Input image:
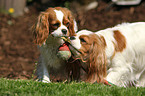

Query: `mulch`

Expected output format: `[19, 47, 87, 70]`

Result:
[0, 1, 145, 81]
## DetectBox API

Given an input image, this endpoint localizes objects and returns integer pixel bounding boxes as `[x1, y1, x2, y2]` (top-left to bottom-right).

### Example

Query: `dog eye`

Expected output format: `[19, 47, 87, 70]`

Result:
[70, 36, 76, 40]
[80, 38, 86, 43]
[52, 23, 60, 27]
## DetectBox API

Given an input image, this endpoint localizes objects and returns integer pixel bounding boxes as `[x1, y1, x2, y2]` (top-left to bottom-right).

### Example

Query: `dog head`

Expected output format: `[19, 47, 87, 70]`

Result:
[69, 30, 107, 83]
[32, 7, 77, 45]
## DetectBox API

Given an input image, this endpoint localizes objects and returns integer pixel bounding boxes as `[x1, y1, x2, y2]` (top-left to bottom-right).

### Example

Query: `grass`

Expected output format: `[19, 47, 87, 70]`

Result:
[0, 78, 145, 96]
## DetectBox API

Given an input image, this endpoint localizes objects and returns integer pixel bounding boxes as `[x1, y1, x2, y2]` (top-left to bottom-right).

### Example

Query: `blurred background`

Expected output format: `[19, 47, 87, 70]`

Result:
[0, 0, 145, 81]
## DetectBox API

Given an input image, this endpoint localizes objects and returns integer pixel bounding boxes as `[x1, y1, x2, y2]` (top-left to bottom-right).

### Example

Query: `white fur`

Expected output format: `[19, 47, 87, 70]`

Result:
[70, 22, 145, 87]
[37, 36, 65, 83]
[71, 30, 93, 49]
[36, 10, 78, 83]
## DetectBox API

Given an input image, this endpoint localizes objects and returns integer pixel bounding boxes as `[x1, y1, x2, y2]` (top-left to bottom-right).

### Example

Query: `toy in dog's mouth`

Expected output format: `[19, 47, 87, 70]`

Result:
[57, 36, 82, 60]
[57, 42, 71, 60]
[58, 42, 70, 51]
[61, 36, 82, 54]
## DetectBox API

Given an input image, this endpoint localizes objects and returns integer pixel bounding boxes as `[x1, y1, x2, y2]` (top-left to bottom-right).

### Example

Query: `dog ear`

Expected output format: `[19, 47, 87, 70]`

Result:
[66, 58, 81, 81]
[68, 13, 76, 36]
[86, 34, 107, 83]
[32, 12, 49, 46]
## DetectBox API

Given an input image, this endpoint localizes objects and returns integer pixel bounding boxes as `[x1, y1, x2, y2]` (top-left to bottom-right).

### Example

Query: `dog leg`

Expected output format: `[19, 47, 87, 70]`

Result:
[106, 67, 131, 87]
[36, 56, 51, 83]
[136, 69, 145, 87]
[41, 63, 51, 83]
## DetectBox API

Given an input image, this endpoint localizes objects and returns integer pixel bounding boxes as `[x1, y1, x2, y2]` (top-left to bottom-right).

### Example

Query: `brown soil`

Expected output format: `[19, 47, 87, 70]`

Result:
[0, 1, 145, 81]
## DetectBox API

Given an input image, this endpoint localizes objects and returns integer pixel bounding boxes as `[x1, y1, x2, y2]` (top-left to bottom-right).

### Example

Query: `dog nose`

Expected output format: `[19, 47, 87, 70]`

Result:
[62, 29, 67, 34]
[70, 36, 76, 40]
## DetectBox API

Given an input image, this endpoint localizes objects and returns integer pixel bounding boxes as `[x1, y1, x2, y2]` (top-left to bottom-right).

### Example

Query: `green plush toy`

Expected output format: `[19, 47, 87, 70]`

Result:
[57, 43, 71, 60]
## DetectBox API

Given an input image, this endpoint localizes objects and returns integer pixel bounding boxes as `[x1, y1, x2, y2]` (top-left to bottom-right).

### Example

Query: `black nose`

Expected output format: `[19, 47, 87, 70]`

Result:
[62, 29, 67, 34]
[70, 36, 76, 40]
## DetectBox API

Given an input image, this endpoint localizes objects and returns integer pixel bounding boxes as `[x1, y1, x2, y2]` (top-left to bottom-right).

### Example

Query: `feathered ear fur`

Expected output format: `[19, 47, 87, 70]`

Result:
[68, 14, 75, 36]
[32, 12, 49, 46]
[85, 34, 107, 83]
[66, 58, 81, 81]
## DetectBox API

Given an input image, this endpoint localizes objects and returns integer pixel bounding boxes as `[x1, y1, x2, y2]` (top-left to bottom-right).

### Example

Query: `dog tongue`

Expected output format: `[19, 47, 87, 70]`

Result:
[58, 43, 70, 51]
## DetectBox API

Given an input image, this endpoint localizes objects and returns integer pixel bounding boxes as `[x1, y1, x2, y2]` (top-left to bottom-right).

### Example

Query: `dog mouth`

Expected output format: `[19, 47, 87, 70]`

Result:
[58, 36, 70, 51]
[60, 36, 82, 54]
[58, 42, 70, 51]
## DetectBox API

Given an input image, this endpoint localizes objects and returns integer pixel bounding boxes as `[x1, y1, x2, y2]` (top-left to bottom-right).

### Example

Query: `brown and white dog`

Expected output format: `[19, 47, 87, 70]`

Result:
[69, 22, 145, 87]
[32, 7, 78, 83]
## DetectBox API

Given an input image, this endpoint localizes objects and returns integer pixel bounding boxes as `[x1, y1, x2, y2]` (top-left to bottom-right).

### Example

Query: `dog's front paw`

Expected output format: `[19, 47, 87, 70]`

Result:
[37, 78, 51, 83]
[42, 79, 51, 83]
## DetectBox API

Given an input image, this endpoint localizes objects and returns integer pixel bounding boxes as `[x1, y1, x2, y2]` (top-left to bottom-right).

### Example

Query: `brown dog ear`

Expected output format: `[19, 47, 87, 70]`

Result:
[86, 34, 107, 83]
[68, 12, 76, 36]
[32, 12, 49, 46]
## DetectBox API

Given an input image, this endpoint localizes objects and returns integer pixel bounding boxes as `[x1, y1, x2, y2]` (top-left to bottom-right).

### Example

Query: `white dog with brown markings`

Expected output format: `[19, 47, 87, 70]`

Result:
[32, 7, 77, 83]
[69, 22, 145, 87]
